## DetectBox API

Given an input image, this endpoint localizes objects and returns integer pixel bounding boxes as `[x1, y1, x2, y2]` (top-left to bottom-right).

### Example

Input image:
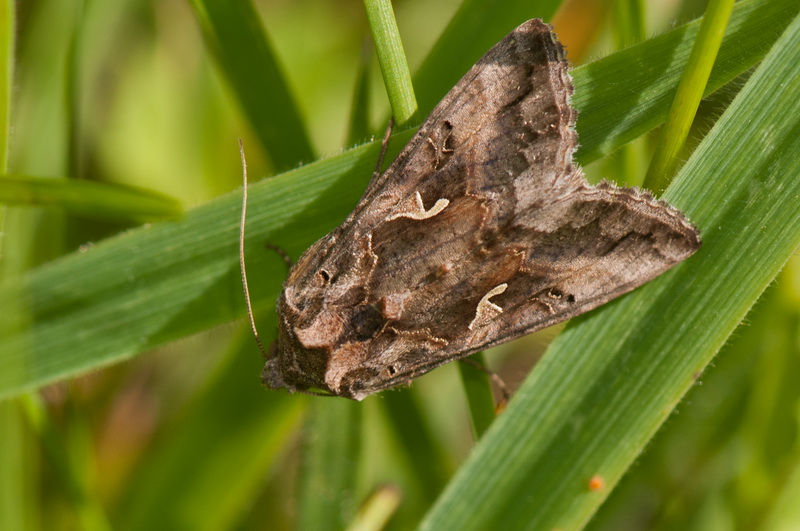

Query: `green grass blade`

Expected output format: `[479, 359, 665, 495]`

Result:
[22, 393, 111, 531]
[0, 0, 14, 263]
[346, 485, 402, 531]
[0, 133, 409, 400]
[418, 12, 800, 530]
[380, 390, 453, 504]
[644, 0, 735, 192]
[458, 353, 497, 439]
[0, 174, 182, 222]
[363, 0, 417, 125]
[0, 0, 792, 400]
[0, 400, 33, 531]
[0, 0, 10, 174]
[584, 271, 799, 529]
[574, 0, 798, 165]
[761, 425, 800, 530]
[298, 399, 362, 531]
[612, 0, 646, 47]
[188, 0, 314, 170]
[0, 4, 30, 529]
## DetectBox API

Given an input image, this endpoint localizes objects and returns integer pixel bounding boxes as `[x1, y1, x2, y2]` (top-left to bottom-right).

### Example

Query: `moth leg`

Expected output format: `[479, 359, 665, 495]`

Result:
[264, 243, 294, 270]
[459, 356, 511, 411]
[373, 117, 395, 179]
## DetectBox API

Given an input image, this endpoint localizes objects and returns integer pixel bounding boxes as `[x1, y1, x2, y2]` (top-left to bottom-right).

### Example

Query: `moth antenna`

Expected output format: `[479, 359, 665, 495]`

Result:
[373, 118, 394, 179]
[460, 357, 511, 410]
[239, 138, 269, 360]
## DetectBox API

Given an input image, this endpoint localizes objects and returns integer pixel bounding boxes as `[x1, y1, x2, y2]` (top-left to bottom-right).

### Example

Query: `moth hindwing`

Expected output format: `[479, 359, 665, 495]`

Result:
[262, 19, 701, 400]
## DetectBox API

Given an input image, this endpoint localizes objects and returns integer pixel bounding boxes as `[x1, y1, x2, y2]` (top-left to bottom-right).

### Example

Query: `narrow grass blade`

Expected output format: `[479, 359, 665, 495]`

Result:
[348, 40, 373, 146]
[380, 390, 453, 504]
[458, 353, 497, 439]
[363, 0, 417, 125]
[346, 485, 402, 531]
[189, 0, 314, 170]
[0, 400, 33, 531]
[21, 393, 111, 531]
[0, 0, 15, 260]
[298, 399, 362, 531]
[0, 174, 182, 222]
[644, 0, 735, 192]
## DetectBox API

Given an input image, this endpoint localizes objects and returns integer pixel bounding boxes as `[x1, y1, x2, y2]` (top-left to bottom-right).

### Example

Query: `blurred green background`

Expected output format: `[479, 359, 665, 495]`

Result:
[2, 0, 800, 529]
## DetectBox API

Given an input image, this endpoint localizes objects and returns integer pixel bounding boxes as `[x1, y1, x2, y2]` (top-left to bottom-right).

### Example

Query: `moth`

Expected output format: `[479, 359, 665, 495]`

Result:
[260, 19, 701, 400]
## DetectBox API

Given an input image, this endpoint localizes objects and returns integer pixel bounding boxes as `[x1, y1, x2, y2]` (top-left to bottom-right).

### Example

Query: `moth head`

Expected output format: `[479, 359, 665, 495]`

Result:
[263, 236, 380, 398]
[267, 276, 425, 399]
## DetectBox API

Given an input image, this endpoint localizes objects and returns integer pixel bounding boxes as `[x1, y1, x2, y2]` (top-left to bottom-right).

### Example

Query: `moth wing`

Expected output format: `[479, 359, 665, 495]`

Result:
[447, 184, 701, 352]
[358, 182, 699, 391]
[352, 18, 581, 228]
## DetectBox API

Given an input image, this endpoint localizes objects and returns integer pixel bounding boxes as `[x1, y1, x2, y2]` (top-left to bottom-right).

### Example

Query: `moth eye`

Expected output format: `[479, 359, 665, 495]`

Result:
[340, 367, 379, 398]
[387, 365, 397, 376]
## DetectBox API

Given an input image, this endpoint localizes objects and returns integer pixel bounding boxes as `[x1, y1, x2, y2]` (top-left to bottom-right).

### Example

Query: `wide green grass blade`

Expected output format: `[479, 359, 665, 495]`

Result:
[0, 0, 792, 400]
[0, 174, 181, 222]
[418, 12, 800, 530]
[585, 268, 800, 529]
[188, 0, 314, 170]
[0, 132, 408, 400]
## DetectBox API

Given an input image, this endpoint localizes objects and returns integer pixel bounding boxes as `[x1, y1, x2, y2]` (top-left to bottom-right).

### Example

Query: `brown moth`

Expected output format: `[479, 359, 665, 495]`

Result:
[263, 19, 701, 400]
